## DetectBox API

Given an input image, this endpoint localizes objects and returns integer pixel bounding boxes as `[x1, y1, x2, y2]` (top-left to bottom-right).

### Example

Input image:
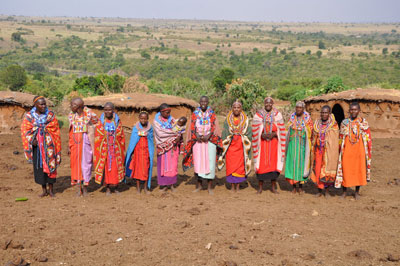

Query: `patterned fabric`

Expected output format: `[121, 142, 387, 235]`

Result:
[284, 111, 313, 181]
[93, 113, 125, 185]
[68, 106, 97, 133]
[21, 108, 61, 177]
[310, 114, 339, 186]
[153, 112, 181, 155]
[252, 108, 286, 172]
[182, 107, 222, 171]
[218, 110, 252, 175]
[335, 117, 372, 188]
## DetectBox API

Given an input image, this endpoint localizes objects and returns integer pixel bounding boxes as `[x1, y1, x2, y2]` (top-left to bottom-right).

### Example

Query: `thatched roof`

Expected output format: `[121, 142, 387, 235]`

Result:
[305, 88, 400, 103]
[83, 93, 198, 110]
[0, 91, 54, 107]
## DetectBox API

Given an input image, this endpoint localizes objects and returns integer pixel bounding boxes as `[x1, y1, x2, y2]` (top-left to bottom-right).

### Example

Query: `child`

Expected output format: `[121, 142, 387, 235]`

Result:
[173, 116, 187, 134]
[125, 111, 154, 194]
[173, 116, 187, 150]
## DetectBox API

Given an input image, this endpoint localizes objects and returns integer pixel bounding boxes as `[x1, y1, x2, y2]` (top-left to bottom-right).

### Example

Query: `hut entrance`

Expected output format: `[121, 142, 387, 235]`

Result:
[332, 104, 345, 126]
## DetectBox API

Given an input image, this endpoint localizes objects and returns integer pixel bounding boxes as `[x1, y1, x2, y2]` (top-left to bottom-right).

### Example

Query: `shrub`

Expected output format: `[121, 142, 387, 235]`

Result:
[0, 65, 27, 91]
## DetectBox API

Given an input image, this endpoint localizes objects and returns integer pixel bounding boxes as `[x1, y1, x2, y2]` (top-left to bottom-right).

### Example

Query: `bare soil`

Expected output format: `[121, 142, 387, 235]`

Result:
[1, 128, 399, 265]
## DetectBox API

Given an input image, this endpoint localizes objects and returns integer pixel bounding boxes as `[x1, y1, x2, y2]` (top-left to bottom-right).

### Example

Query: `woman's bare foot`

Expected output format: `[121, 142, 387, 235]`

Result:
[170, 185, 176, 193]
[38, 191, 48, 198]
[314, 192, 322, 198]
[193, 186, 201, 193]
[325, 190, 331, 198]
[76, 186, 83, 197]
[82, 186, 88, 197]
[291, 188, 297, 194]
[256, 189, 262, 194]
[355, 192, 361, 200]
[208, 188, 214, 195]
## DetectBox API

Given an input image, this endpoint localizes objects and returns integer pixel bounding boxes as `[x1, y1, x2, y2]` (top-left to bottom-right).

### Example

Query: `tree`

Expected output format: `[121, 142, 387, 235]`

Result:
[306, 50, 311, 55]
[382, 48, 388, 55]
[316, 50, 322, 58]
[141, 50, 151, 60]
[11, 32, 25, 44]
[318, 40, 326, 49]
[212, 67, 235, 93]
[322, 75, 347, 94]
[0, 65, 28, 91]
[24, 62, 46, 73]
[226, 79, 266, 112]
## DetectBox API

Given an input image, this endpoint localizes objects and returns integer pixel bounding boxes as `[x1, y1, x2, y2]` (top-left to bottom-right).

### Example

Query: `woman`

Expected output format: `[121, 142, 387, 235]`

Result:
[183, 96, 222, 195]
[125, 111, 154, 194]
[153, 103, 183, 192]
[252, 97, 286, 194]
[68, 97, 98, 196]
[309, 105, 339, 198]
[93, 102, 125, 195]
[21, 96, 61, 197]
[335, 102, 372, 200]
[285, 101, 313, 194]
[218, 100, 252, 192]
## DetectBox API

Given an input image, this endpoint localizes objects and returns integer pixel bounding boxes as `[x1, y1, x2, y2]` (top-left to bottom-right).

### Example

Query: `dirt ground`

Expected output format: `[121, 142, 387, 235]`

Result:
[1, 128, 399, 266]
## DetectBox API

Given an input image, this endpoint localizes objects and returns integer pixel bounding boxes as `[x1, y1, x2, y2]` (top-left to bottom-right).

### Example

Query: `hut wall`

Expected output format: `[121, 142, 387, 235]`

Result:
[306, 100, 400, 138]
[89, 105, 193, 129]
[0, 104, 28, 134]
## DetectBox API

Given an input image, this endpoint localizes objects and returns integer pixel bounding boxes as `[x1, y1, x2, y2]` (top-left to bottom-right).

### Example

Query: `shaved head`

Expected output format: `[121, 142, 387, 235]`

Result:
[71, 97, 84, 106]
[70, 97, 84, 113]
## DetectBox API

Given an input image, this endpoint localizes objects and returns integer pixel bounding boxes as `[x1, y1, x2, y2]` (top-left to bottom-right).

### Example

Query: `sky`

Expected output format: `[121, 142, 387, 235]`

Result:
[1, 0, 399, 23]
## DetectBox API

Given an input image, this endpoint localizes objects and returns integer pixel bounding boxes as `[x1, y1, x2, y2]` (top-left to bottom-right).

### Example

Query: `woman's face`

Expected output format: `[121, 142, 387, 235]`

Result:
[264, 99, 273, 112]
[349, 105, 360, 119]
[139, 113, 149, 126]
[70, 100, 80, 113]
[200, 97, 209, 111]
[104, 105, 114, 120]
[320, 108, 330, 121]
[161, 109, 171, 119]
[295, 106, 304, 116]
[232, 103, 242, 116]
[35, 99, 47, 114]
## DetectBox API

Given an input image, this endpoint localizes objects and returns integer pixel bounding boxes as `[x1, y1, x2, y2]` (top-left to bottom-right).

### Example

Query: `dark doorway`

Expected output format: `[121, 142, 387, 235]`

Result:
[332, 104, 345, 126]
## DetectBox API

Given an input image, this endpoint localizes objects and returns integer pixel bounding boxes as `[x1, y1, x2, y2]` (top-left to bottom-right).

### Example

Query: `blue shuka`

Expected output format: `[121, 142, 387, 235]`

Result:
[125, 122, 154, 189]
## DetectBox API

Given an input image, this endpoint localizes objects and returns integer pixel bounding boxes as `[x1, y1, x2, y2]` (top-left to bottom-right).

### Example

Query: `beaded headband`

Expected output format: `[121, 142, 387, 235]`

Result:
[33, 96, 45, 103]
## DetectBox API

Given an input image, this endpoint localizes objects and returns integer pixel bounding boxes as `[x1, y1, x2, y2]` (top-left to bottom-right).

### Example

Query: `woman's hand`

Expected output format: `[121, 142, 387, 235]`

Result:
[261, 133, 268, 140]
[195, 133, 202, 142]
[32, 139, 38, 146]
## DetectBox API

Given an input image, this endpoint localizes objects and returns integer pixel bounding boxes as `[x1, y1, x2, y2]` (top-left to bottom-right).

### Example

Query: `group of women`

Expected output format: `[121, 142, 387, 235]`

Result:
[21, 95, 372, 199]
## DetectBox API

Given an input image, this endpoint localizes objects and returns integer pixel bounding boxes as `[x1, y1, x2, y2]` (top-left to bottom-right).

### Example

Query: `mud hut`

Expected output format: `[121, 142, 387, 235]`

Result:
[83, 93, 198, 127]
[304, 88, 400, 138]
[0, 91, 54, 134]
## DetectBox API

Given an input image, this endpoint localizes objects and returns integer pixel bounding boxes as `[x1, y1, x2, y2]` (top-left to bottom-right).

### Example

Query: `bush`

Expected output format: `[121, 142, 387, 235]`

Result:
[0, 65, 27, 90]
[72, 74, 125, 96]
[322, 75, 347, 94]
[212, 67, 235, 94]
[24, 62, 46, 73]
[11, 32, 26, 44]
[318, 40, 326, 49]
[225, 79, 266, 113]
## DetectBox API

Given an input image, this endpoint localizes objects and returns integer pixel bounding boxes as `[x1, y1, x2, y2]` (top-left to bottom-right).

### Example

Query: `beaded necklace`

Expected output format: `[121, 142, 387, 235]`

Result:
[348, 118, 360, 144]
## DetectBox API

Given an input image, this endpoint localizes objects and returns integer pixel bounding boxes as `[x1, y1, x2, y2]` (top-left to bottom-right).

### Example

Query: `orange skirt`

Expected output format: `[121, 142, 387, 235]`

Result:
[129, 137, 150, 181]
[342, 136, 367, 187]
